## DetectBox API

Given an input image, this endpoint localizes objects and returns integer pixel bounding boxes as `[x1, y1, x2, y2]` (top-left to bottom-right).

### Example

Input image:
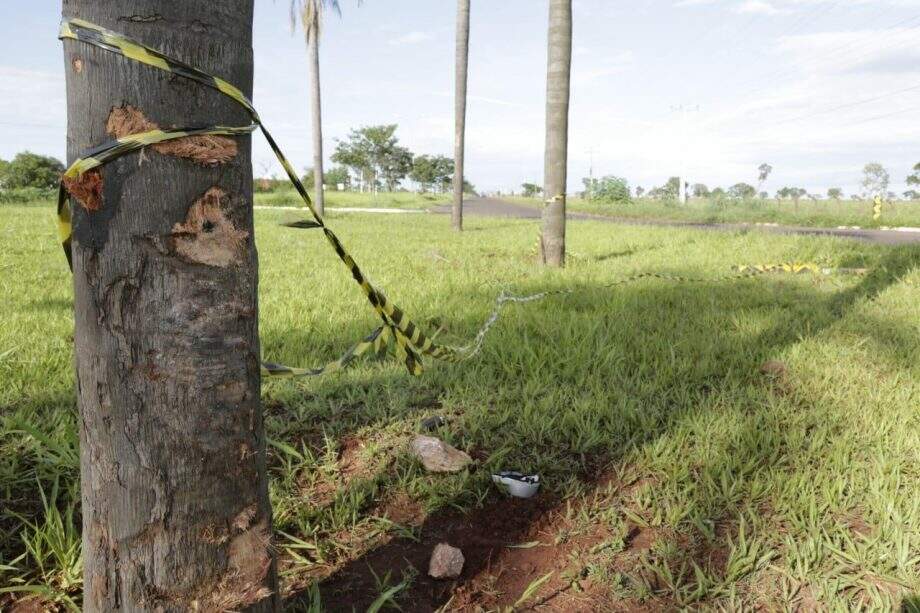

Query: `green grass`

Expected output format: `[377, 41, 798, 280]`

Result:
[1, 198, 919, 609]
[254, 188, 447, 209]
[507, 195, 920, 230]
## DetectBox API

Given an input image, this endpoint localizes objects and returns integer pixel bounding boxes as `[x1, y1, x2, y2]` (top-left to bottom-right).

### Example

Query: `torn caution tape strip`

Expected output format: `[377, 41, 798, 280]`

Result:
[733, 262, 869, 275]
[57, 124, 257, 268]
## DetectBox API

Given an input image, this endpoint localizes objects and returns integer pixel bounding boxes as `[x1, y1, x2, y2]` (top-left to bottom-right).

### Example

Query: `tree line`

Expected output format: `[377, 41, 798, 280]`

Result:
[523, 161, 920, 205]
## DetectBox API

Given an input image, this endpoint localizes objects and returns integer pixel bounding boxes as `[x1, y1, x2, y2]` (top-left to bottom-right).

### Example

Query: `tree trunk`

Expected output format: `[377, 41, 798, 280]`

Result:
[308, 31, 325, 217]
[62, 2, 277, 610]
[540, 0, 572, 268]
[452, 0, 471, 232]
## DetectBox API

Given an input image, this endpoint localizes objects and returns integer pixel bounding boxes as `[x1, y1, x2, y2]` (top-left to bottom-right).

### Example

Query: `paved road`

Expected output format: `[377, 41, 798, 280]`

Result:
[431, 198, 920, 246]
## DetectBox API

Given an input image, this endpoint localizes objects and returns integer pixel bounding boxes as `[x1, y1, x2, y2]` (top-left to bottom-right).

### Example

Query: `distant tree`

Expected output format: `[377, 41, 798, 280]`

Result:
[861, 162, 890, 199]
[302, 167, 316, 189]
[463, 179, 477, 195]
[851, 194, 862, 201]
[903, 189, 919, 200]
[757, 162, 773, 191]
[664, 177, 680, 199]
[907, 162, 920, 188]
[691, 183, 710, 198]
[729, 182, 756, 199]
[332, 125, 412, 192]
[382, 145, 413, 191]
[332, 132, 372, 189]
[758, 191, 768, 200]
[0, 158, 9, 188]
[635, 186, 645, 198]
[711, 187, 727, 199]
[324, 165, 350, 189]
[886, 191, 897, 202]
[1, 151, 64, 189]
[827, 187, 843, 201]
[777, 186, 806, 204]
[521, 182, 543, 197]
[584, 175, 630, 204]
[410, 155, 453, 193]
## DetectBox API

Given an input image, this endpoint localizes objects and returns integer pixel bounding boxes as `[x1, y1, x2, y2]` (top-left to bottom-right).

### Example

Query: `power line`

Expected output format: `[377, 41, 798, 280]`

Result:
[0, 120, 65, 130]
[848, 104, 920, 126]
[757, 81, 920, 128]
[720, 10, 920, 102]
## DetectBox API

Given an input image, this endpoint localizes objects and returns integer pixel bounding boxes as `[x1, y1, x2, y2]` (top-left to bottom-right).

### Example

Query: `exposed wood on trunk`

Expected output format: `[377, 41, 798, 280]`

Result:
[540, 0, 572, 268]
[452, 0, 471, 232]
[62, 1, 277, 610]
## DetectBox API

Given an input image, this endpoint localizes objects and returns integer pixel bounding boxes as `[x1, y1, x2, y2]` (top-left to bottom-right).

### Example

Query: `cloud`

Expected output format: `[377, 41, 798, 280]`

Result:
[432, 91, 524, 108]
[388, 31, 435, 46]
[776, 27, 920, 76]
[674, 0, 719, 7]
[574, 51, 635, 82]
[734, 0, 787, 15]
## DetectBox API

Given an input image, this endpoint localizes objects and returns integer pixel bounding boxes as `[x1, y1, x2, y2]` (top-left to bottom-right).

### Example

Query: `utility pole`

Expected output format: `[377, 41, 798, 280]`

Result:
[671, 104, 699, 205]
[586, 146, 595, 198]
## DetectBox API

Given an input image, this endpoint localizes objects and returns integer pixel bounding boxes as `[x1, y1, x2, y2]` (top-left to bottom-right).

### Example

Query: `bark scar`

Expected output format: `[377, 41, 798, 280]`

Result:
[63, 169, 103, 211]
[172, 187, 248, 267]
[107, 105, 238, 165]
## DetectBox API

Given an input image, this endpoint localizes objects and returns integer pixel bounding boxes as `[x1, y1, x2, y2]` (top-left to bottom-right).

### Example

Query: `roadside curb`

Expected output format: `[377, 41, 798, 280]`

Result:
[254, 205, 427, 214]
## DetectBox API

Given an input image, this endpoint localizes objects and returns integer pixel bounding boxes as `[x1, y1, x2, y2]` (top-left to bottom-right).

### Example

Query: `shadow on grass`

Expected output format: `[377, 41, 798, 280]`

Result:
[279, 247, 920, 611]
[22, 297, 74, 312]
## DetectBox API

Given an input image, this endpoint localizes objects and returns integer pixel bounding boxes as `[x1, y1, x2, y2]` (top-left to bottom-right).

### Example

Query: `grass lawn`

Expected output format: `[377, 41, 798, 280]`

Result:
[506, 195, 920, 230]
[1, 199, 919, 610]
[255, 188, 448, 210]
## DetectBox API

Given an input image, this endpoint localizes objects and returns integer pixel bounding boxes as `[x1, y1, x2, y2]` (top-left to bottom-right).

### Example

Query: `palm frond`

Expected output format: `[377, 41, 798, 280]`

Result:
[289, 0, 353, 43]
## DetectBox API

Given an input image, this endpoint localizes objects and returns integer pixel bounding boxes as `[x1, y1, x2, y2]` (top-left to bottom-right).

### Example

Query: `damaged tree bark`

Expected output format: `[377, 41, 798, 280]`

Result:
[62, 1, 277, 610]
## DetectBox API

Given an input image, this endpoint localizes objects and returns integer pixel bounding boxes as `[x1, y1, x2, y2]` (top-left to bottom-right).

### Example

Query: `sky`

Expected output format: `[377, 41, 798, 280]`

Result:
[1, 0, 919, 196]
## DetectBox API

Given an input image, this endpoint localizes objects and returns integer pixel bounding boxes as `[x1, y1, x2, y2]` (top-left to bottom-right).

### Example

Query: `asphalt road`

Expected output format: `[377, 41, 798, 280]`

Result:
[431, 197, 920, 246]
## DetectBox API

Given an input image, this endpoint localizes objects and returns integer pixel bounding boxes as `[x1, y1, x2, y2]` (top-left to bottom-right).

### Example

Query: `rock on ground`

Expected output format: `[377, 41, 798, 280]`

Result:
[410, 435, 472, 473]
[428, 543, 464, 579]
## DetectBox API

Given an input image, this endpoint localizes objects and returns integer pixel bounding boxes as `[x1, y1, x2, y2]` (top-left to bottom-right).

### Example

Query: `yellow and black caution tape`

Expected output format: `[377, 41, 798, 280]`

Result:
[58, 18, 468, 378]
[55, 20, 870, 381]
[873, 196, 883, 221]
[733, 262, 869, 275]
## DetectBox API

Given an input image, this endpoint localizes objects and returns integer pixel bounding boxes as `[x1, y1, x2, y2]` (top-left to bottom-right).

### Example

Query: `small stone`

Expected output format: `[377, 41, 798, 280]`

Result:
[410, 435, 472, 473]
[428, 543, 464, 579]
[760, 360, 787, 377]
[420, 416, 445, 432]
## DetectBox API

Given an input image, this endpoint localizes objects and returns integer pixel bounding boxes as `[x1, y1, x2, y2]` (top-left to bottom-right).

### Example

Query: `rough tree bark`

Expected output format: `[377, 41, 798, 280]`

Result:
[308, 28, 326, 217]
[62, 1, 277, 610]
[540, 0, 572, 268]
[452, 0, 470, 232]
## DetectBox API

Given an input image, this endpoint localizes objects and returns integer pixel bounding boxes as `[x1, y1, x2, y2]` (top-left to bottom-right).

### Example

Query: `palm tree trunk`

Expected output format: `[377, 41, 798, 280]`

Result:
[308, 32, 325, 216]
[540, 0, 572, 268]
[63, 2, 277, 610]
[452, 0, 471, 232]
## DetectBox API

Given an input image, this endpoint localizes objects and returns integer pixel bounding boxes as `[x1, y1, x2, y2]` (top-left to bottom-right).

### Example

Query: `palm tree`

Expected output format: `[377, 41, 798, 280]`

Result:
[540, 0, 572, 267]
[63, 2, 277, 609]
[452, 0, 471, 231]
[291, 0, 354, 217]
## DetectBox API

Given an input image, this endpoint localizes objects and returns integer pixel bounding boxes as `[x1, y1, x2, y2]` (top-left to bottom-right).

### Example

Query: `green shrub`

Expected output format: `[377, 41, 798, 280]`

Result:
[583, 175, 631, 204]
[0, 187, 57, 205]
